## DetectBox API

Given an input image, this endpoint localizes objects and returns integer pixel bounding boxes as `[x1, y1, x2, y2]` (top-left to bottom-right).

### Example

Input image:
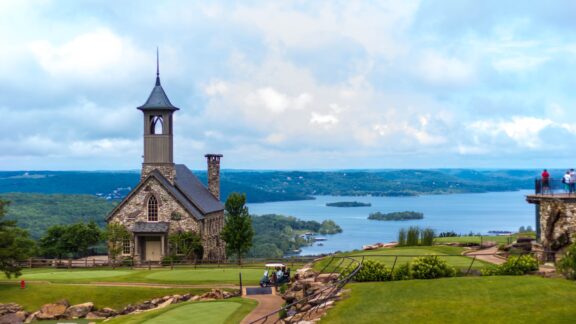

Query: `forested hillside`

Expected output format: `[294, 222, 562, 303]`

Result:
[0, 169, 541, 203]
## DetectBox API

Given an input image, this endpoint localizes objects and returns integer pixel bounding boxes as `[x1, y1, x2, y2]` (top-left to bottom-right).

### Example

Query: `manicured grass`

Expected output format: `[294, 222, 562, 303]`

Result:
[9, 267, 263, 285]
[434, 233, 536, 245]
[0, 282, 207, 312]
[314, 246, 490, 272]
[322, 276, 576, 323]
[106, 298, 257, 324]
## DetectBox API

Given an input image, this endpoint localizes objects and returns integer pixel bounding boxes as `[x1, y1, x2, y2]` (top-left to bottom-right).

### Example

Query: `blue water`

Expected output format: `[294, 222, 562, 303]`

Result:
[247, 190, 535, 255]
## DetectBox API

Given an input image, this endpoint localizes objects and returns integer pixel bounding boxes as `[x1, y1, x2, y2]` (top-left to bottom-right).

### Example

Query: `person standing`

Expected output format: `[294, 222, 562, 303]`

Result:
[563, 171, 571, 193]
[541, 169, 550, 193]
[570, 169, 576, 194]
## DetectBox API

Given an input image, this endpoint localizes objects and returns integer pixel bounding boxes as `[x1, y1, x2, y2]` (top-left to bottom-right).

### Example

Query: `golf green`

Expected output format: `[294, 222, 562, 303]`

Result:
[143, 302, 241, 323]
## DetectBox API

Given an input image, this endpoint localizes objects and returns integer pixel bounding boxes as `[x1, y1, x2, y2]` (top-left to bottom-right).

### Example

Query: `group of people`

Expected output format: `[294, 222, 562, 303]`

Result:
[541, 169, 576, 193]
[260, 266, 291, 287]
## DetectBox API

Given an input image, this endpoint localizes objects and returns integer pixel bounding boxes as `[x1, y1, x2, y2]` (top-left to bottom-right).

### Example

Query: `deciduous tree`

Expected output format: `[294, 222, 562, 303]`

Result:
[221, 193, 254, 265]
[105, 222, 130, 266]
[0, 199, 36, 278]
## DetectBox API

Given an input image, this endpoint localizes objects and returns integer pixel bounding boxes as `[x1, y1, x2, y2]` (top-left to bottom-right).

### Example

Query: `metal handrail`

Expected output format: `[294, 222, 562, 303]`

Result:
[534, 177, 576, 196]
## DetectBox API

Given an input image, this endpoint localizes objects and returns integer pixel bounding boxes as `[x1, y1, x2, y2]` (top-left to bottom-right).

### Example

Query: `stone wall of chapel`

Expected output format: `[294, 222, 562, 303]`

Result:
[141, 164, 176, 183]
[108, 177, 200, 234]
[202, 211, 226, 261]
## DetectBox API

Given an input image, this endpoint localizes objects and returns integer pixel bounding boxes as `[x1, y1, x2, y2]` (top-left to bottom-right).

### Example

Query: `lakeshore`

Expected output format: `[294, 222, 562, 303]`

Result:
[248, 190, 533, 255]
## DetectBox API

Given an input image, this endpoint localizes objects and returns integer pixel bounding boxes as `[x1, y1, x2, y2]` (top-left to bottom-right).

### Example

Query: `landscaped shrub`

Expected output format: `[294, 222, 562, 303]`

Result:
[411, 256, 456, 279]
[482, 254, 538, 276]
[421, 228, 435, 246]
[556, 241, 576, 280]
[348, 260, 392, 282]
[392, 262, 412, 280]
[406, 227, 420, 246]
[398, 228, 407, 246]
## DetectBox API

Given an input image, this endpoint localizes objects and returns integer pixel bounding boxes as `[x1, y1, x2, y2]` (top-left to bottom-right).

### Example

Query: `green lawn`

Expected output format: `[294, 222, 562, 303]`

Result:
[9, 267, 263, 285]
[434, 233, 535, 245]
[106, 298, 257, 324]
[315, 246, 490, 272]
[322, 276, 576, 323]
[0, 282, 207, 312]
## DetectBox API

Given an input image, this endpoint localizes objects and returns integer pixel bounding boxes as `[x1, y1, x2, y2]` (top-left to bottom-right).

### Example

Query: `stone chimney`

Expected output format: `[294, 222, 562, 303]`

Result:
[205, 154, 223, 200]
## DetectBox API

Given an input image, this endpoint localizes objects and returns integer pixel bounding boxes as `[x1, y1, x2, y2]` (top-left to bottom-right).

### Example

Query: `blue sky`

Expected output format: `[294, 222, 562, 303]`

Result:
[1, 0, 575, 170]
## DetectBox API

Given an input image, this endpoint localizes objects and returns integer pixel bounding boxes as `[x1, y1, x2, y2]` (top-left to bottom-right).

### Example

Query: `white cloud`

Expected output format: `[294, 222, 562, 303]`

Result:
[204, 80, 229, 96]
[492, 56, 550, 73]
[310, 112, 339, 127]
[417, 51, 475, 85]
[28, 28, 147, 82]
[469, 116, 553, 148]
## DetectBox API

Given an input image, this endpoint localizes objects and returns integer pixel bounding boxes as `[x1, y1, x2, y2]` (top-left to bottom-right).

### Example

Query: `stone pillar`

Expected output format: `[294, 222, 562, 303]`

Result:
[205, 154, 223, 200]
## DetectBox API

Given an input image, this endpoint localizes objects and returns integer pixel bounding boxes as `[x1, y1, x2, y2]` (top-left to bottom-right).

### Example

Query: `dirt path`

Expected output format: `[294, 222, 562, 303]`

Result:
[241, 289, 284, 324]
[0, 280, 238, 289]
[465, 246, 506, 265]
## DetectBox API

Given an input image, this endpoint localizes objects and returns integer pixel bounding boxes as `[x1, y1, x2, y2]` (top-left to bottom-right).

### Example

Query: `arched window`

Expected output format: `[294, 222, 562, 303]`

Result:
[148, 196, 158, 221]
[150, 115, 164, 135]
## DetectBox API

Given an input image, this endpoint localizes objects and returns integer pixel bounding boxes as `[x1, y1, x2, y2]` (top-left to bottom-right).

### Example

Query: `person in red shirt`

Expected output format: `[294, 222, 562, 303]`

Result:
[541, 169, 550, 193]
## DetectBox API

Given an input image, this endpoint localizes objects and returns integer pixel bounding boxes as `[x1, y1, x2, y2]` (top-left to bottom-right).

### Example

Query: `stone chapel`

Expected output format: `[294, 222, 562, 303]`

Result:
[106, 59, 225, 263]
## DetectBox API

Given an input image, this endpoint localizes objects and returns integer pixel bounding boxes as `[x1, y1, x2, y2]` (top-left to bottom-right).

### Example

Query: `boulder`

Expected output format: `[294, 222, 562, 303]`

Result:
[85, 312, 105, 320]
[157, 298, 174, 309]
[136, 302, 154, 311]
[24, 311, 38, 323]
[283, 291, 297, 303]
[200, 289, 224, 300]
[86, 307, 117, 320]
[179, 294, 192, 302]
[119, 305, 136, 315]
[0, 303, 23, 316]
[190, 295, 202, 302]
[316, 273, 339, 283]
[63, 302, 93, 319]
[0, 311, 27, 324]
[101, 307, 118, 316]
[36, 300, 69, 320]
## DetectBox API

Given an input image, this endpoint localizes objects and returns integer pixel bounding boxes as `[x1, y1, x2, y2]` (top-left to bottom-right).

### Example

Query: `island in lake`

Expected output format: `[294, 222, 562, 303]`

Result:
[368, 211, 424, 221]
[326, 201, 371, 207]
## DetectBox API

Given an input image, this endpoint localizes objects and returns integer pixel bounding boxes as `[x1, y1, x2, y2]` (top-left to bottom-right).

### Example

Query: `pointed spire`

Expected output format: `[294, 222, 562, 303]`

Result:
[137, 48, 179, 112]
[155, 47, 161, 86]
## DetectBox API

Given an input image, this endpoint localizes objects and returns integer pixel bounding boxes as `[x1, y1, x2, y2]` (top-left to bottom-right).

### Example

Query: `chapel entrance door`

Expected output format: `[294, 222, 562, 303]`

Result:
[145, 237, 162, 261]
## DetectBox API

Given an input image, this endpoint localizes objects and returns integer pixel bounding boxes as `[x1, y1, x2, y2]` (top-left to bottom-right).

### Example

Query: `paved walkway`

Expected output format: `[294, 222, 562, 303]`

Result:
[465, 246, 506, 265]
[241, 287, 283, 324]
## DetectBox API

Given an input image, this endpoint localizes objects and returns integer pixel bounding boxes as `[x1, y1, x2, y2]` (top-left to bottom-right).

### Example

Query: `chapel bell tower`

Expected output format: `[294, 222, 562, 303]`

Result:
[138, 51, 179, 182]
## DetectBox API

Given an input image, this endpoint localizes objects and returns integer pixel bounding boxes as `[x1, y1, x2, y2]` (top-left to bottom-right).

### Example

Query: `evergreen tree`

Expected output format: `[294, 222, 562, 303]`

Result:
[221, 193, 254, 265]
[0, 199, 36, 278]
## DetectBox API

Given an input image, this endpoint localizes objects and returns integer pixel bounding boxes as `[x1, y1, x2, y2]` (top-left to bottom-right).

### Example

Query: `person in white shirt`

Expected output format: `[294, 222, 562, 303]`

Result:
[564, 171, 572, 194]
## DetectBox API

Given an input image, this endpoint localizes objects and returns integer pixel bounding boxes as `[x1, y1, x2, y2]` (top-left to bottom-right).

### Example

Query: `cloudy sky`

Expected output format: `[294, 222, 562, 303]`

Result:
[1, 0, 576, 170]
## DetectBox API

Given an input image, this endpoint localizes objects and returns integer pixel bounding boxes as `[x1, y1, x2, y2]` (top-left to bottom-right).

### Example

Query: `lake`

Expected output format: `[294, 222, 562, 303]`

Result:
[247, 190, 535, 255]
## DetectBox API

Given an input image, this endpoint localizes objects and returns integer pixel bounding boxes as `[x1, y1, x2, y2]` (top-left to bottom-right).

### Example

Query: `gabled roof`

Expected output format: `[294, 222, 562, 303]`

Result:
[137, 76, 180, 112]
[174, 164, 224, 214]
[106, 165, 223, 222]
[132, 221, 169, 233]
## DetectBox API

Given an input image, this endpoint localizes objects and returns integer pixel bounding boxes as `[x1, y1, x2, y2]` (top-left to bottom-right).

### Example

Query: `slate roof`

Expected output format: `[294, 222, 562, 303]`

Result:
[137, 76, 179, 111]
[106, 165, 223, 222]
[174, 164, 224, 214]
[132, 221, 169, 233]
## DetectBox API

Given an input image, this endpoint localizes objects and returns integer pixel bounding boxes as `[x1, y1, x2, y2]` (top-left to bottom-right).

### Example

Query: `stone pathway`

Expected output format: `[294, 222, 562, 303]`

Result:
[465, 246, 506, 265]
[241, 287, 283, 324]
